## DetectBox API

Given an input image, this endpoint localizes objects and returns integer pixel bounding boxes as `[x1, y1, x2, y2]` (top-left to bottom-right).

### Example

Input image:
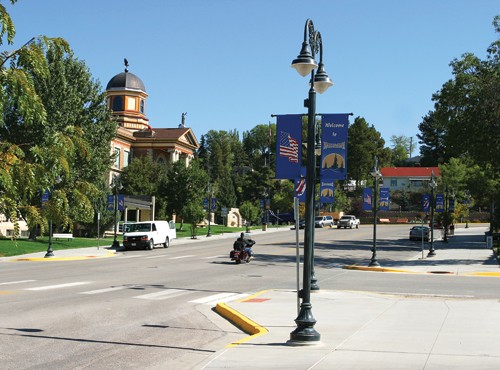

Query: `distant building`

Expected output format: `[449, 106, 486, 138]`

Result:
[380, 167, 440, 191]
[106, 63, 199, 183]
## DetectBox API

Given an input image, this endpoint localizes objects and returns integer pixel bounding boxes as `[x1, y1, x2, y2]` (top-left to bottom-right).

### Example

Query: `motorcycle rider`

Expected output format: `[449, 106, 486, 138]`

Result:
[235, 232, 255, 259]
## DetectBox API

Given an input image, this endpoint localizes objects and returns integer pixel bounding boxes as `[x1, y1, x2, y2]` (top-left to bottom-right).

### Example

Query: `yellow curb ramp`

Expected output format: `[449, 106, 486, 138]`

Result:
[7, 250, 116, 262]
[343, 265, 419, 274]
[215, 291, 269, 348]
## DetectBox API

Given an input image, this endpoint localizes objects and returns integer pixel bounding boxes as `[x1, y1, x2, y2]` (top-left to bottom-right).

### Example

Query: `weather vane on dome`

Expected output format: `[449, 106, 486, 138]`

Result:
[124, 58, 129, 72]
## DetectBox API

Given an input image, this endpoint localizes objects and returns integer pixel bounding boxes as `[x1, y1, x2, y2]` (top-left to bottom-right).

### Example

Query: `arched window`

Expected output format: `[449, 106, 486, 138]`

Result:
[140, 99, 145, 114]
[112, 96, 123, 112]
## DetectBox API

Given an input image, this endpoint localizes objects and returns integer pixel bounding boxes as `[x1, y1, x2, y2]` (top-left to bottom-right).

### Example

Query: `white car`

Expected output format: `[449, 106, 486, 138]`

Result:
[315, 216, 334, 228]
[337, 215, 360, 229]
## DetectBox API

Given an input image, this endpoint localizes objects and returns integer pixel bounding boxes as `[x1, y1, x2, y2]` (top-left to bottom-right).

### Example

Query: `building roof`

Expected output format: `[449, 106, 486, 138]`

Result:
[106, 71, 146, 92]
[380, 167, 440, 178]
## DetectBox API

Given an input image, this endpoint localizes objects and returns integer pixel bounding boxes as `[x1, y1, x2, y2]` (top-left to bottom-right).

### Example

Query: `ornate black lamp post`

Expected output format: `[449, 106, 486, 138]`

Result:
[428, 171, 437, 257]
[289, 18, 333, 343]
[369, 156, 382, 267]
[112, 176, 123, 249]
[44, 176, 62, 258]
[206, 183, 213, 237]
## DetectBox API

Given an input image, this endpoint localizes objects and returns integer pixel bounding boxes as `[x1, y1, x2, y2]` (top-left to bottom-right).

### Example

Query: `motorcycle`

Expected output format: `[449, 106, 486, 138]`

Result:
[230, 239, 255, 264]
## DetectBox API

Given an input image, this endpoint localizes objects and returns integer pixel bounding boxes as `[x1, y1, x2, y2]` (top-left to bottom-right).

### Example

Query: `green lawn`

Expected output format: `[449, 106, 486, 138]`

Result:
[0, 223, 277, 257]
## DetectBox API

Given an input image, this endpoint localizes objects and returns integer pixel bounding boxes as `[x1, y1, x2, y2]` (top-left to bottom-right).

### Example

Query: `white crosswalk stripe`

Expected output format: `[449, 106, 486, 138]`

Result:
[169, 255, 194, 260]
[133, 289, 187, 300]
[189, 292, 249, 305]
[80, 286, 129, 295]
[0, 280, 36, 286]
[25, 282, 91, 291]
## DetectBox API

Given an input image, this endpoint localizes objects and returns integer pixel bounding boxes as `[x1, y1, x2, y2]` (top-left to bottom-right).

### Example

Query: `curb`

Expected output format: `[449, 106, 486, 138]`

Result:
[5, 250, 116, 262]
[215, 293, 269, 348]
[343, 265, 419, 274]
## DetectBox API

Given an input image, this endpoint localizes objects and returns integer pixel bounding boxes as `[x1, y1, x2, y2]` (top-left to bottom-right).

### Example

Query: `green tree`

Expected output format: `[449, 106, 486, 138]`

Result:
[162, 160, 209, 229]
[0, 2, 83, 237]
[183, 202, 206, 239]
[347, 116, 389, 189]
[239, 200, 260, 232]
[120, 155, 168, 219]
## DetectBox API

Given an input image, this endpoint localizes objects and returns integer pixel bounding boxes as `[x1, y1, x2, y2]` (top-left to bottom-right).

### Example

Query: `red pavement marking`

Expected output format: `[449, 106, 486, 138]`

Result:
[243, 298, 270, 303]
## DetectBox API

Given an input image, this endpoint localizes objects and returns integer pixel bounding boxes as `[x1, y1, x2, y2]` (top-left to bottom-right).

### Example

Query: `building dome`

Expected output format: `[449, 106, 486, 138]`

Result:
[106, 71, 146, 92]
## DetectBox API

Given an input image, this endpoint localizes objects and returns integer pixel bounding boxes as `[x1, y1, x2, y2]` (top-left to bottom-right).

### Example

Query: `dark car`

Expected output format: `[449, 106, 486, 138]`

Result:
[298, 220, 306, 229]
[409, 226, 430, 241]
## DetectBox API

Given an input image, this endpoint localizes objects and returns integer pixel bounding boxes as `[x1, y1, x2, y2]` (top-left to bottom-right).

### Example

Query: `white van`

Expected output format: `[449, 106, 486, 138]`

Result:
[122, 220, 176, 250]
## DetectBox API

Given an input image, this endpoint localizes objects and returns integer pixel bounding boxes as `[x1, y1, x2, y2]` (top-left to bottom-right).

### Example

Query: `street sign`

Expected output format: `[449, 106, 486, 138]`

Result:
[221, 207, 228, 216]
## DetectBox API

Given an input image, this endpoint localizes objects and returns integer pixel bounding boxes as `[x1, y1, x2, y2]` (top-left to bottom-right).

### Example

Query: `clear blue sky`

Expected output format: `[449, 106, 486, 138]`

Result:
[7, 0, 499, 154]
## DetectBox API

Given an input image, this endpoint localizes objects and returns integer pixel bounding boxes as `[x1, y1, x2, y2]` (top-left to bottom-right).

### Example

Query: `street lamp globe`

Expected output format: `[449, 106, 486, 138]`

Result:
[291, 42, 317, 77]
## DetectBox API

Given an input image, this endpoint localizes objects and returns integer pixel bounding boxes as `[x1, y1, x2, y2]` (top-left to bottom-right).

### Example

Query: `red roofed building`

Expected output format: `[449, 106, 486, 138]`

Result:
[106, 64, 199, 183]
[380, 167, 439, 191]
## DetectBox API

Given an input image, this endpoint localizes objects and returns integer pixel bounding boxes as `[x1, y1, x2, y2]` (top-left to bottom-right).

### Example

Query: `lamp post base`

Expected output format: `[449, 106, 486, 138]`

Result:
[368, 259, 380, 267]
[427, 248, 436, 257]
[290, 303, 320, 343]
[112, 240, 120, 248]
[44, 249, 54, 258]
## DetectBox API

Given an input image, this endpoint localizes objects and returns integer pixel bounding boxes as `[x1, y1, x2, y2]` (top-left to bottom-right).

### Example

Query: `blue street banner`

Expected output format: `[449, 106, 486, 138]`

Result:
[275, 114, 302, 179]
[379, 188, 390, 211]
[435, 194, 445, 212]
[320, 114, 349, 180]
[107, 195, 115, 211]
[319, 180, 334, 204]
[118, 195, 125, 211]
[449, 198, 455, 212]
[362, 188, 373, 211]
[295, 177, 306, 203]
[422, 194, 430, 212]
[211, 198, 217, 210]
[203, 198, 208, 210]
[260, 199, 265, 209]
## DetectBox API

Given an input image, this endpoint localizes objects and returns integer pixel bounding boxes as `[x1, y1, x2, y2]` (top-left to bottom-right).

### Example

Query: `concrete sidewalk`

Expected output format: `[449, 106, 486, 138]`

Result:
[198, 226, 500, 369]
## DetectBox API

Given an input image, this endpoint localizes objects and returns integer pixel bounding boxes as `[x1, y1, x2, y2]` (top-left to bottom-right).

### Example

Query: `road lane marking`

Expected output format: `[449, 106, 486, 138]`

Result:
[144, 255, 169, 259]
[118, 255, 145, 259]
[189, 292, 249, 305]
[203, 255, 224, 259]
[0, 280, 36, 286]
[134, 289, 187, 300]
[80, 286, 129, 295]
[25, 282, 91, 291]
[169, 255, 194, 260]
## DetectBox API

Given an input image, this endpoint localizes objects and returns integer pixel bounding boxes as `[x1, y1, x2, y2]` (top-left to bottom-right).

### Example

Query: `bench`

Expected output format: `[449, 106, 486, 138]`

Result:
[378, 218, 390, 223]
[53, 233, 73, 240]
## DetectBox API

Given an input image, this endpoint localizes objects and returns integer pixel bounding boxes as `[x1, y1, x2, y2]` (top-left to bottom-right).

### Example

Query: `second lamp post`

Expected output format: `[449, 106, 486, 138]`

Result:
[289, 18, 333, 343]
[369, 156, 382, 267]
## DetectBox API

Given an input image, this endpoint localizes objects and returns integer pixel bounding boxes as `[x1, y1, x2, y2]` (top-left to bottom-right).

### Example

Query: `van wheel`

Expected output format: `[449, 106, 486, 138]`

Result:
[164, 237, 169, 248]
[148, 239, 154, 250]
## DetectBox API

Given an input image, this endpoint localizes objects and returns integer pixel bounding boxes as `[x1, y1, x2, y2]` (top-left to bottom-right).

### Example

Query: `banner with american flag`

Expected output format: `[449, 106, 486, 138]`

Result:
[275, 114, 302, 179]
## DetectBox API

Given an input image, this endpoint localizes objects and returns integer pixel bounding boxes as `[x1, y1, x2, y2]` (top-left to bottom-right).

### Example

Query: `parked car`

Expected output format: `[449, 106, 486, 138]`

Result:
[337, 215, 360, 229]
[298, 219, 306, 229]
[409, 226, 430, 241]
[315, 215, 334, 228]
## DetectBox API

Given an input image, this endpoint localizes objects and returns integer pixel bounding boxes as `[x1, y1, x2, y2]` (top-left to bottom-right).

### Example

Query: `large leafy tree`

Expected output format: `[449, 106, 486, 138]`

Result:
[120, 155, 168, 219]
[0, 1, 83, 235]
[347, 116, 389, 189]
[162, 159, 209, 227]
[419, 16, 500, 228]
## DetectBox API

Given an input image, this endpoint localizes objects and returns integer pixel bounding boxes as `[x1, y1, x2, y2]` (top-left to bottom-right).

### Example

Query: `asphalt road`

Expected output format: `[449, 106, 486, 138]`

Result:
[1, 224, 497, 368]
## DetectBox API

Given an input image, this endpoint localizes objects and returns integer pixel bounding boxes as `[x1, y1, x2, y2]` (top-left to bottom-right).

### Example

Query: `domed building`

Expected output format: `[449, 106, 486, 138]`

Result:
[107, 61, 199, 182]
[106, 61, 199, 222]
